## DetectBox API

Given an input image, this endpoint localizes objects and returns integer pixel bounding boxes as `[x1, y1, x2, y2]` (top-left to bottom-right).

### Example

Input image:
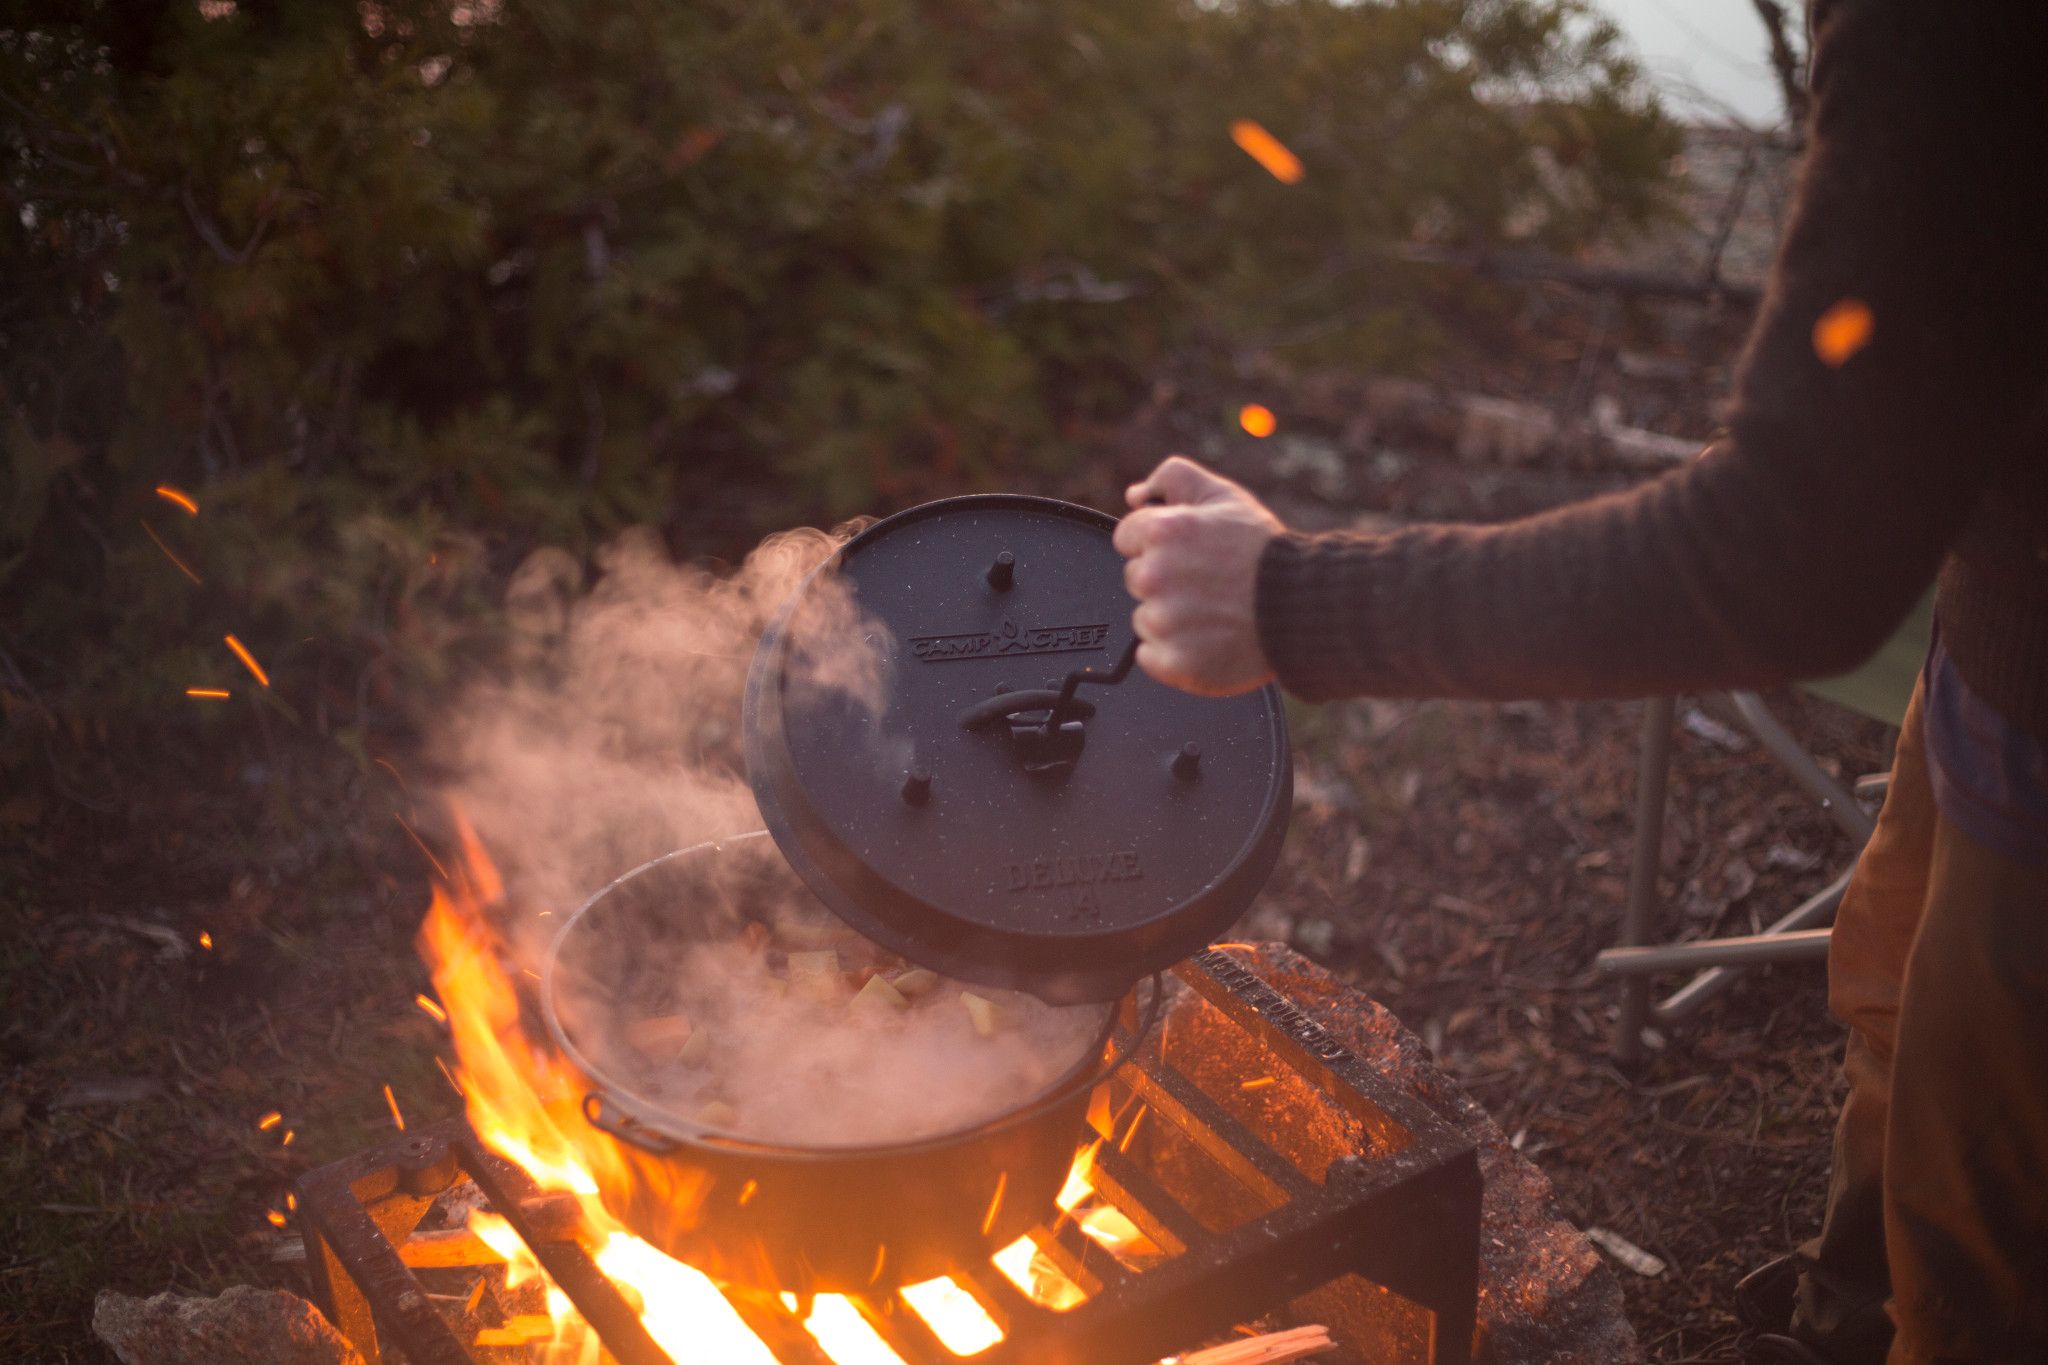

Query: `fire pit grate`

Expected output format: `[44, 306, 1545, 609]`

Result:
[294, 950, 1480, 1365]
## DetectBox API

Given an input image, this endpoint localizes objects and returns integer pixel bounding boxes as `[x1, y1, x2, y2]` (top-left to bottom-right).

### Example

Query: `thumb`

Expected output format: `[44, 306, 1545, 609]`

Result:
[1129, 455, 1238, 508]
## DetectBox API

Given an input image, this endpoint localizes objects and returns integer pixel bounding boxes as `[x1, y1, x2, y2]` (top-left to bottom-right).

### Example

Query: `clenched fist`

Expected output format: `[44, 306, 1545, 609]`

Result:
[1112, 456, 1285, 696]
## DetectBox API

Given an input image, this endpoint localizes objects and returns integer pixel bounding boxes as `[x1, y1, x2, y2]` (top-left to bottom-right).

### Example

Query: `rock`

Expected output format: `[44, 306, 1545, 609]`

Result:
[93, 1286, 365, 1365]
[1216, 945, 1641, 1365]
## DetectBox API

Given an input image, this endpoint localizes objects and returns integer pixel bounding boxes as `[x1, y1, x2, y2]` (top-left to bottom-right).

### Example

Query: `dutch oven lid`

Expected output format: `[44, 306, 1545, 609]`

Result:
[743, 494, 1291, 1004]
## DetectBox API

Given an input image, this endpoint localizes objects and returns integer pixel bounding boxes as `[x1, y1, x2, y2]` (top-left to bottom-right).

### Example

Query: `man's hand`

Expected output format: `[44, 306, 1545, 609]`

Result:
[1112, 455, 1284, 696]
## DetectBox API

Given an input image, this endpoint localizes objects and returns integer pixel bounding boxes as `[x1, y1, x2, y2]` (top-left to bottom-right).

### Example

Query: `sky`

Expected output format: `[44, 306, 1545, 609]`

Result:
[1591, 0, 1800, 127]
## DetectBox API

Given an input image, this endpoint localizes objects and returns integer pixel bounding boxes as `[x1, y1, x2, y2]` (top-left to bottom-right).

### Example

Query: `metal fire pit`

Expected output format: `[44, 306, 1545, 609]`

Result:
[294, 951, 1481, 1365]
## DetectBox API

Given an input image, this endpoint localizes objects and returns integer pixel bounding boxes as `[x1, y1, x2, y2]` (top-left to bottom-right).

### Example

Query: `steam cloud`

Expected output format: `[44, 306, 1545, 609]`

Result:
[431, 526, 1106, 1148]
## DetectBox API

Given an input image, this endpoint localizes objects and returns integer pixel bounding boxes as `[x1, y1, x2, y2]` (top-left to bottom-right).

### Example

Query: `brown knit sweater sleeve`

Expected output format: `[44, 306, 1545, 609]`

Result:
[1258, 0, 2048, 705]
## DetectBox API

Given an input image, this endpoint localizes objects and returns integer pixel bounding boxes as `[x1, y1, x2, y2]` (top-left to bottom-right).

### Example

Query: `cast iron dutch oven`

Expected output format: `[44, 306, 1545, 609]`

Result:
[541, 832, 1149, 1292]
[542, 494, 1290, 1290]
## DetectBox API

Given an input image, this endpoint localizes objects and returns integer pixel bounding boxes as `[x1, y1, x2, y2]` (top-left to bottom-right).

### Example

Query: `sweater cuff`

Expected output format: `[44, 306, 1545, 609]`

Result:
[1256, 531, 1382, 703]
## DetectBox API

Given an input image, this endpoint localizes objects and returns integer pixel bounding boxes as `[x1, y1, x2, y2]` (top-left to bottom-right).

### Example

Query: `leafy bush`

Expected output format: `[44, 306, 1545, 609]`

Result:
[2, 0, 1675, 813]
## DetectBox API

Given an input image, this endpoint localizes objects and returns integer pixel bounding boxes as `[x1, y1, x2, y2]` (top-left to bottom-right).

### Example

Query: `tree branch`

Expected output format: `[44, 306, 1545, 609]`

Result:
[1748, 0, 1808, 131]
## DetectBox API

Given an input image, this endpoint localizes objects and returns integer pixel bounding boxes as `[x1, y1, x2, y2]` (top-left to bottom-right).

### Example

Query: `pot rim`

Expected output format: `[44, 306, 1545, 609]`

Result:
[538, 831, 1157, 1162]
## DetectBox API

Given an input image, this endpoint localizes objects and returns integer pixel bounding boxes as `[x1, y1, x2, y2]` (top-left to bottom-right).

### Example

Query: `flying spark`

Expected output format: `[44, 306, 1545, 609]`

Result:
[382, 1083, 406, 1132]
[186, 688, 230, 700]
[198, 931, 214, 949]
[1230, 120, 1304, 184]
[257, 1110, 282, 1131]
[142, 522, 202, 585]
[1239, 404, 1277, 438]
[266, 1209, 288, 1228]
[415, 993, 448, 1024]
[154, 485, 199, 515]
[395, 815, 452, 882]
[223, 634, 270, 687]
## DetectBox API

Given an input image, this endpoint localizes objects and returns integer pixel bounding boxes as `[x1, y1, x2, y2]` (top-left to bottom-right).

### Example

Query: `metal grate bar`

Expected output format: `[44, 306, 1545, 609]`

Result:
[856, 1296, 958, 1359]
[724, 1293, 838, 1365]
[1088, 1143, 1207, 1255]
[453, 1133, 676, 1365]
[1125, 1054, 1310, 1205]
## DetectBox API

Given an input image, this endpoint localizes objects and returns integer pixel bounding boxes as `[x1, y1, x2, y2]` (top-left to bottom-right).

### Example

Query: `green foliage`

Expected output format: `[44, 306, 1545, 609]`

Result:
[1, 0, 1675, 766]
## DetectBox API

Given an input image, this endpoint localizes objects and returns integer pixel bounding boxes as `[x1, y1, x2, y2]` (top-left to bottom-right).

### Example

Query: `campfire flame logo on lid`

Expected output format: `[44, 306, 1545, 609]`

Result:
[908, 616, 1111, 662]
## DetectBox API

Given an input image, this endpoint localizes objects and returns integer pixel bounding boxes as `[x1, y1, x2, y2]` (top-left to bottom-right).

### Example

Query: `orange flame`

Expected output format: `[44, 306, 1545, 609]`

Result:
[1229, 120, 1304, 184]
[417, 814, 1113, 1359]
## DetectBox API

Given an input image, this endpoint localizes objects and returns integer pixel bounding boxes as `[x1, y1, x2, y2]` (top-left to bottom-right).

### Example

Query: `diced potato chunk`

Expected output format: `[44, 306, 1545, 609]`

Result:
[850, 974, 908, 1012]
[787, 950, 843, 1000]
[625, 1013, 692, 1054]
[890, 967, 939, 998]
[960, 991, 1004, 1038]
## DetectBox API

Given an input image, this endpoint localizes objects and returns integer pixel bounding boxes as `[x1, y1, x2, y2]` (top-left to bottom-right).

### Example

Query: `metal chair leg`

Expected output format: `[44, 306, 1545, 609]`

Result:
[1726, 691, 1875, 844]
[1614, 696, 1676, 1062]
[1651, 869, 1848, 1024]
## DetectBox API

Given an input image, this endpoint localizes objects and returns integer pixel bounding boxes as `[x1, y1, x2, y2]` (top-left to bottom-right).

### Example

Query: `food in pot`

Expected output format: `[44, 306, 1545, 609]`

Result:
[587, 908, 1110, 1149]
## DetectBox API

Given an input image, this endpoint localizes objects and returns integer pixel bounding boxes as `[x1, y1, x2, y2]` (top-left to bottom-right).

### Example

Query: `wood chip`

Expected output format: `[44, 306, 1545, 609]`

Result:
[1585, 1226, 1666, 1277]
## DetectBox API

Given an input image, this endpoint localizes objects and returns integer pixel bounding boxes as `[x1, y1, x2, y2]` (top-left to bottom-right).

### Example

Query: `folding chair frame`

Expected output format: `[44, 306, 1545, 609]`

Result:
[1597, 693, 1878, 1062]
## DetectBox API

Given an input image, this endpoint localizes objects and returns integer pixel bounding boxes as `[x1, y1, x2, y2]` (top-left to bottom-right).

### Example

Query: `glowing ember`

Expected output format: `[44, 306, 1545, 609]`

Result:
[186, 688, 230, 700]
[901, 1277, 1003, 1356]
[802, 1294, 904, 1364]
[992, 1234, 1087, 1311]
[1229, 120, 1304, 184]
[1813, 298, 1874, 367]
[266, 1209, 288, 1228]
[198, 931, 214, 950]
[154, 485, 199, 515]
[593, 1235, 781, 1364]
[1238, 404, 1277, 438]
[1240, 1076, 1277, 1091]
[223, 634, 270, 687]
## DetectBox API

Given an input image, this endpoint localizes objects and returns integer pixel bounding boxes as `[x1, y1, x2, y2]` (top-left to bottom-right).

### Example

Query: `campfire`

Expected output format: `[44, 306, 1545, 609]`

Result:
[282, 822, 1480, 1365]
